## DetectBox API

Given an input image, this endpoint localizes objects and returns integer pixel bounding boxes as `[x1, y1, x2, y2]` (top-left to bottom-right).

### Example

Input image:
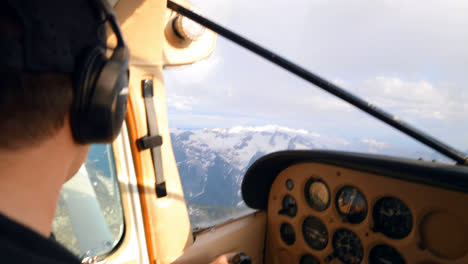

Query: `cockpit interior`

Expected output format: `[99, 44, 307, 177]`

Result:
[40, 1, 468, 264]
[241, 151, 468, 264]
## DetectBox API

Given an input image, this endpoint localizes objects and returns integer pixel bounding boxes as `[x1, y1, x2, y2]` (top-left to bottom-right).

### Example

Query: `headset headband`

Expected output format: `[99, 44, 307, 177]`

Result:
[0, 0, 113, 73]
[96, 0, 129, 63]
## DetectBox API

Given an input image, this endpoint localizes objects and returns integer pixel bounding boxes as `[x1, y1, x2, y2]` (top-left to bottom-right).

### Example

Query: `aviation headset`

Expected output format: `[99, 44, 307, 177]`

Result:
[1, 0, 129, 144]
[71, 0, 130, 143]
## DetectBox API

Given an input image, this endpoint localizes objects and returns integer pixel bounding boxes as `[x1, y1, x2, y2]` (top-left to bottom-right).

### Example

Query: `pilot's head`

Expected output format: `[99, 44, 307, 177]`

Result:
[0, 0, 128, 178]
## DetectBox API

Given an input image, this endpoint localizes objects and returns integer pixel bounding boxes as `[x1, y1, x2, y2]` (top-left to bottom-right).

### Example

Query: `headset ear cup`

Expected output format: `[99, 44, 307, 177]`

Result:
[69, 2, 129, 144]
[88, 49, 129, 142]
[71, 47, 106, 143]
[72, 45, 128, 144]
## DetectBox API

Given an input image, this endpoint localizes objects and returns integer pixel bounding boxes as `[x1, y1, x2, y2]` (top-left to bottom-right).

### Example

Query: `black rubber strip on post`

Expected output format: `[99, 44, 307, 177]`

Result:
[139, 79, 167, 197]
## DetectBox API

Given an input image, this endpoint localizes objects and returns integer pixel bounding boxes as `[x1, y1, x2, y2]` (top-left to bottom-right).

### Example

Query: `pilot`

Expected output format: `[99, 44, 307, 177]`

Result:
[0, 0, 231, 263]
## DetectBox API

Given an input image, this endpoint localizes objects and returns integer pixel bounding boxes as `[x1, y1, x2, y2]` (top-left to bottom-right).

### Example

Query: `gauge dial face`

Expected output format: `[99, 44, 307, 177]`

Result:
[302, 216, 328, 250]
[299, 254, 320, 264]
[280, 223, 296, 245]
[336, 186, 368, 224]
[332, 229, 364, 264]
[279, 195, 297, 217]
[369, 244, 405, 264]
[372, 197, 413, 239]
[304, 178, 330, 211]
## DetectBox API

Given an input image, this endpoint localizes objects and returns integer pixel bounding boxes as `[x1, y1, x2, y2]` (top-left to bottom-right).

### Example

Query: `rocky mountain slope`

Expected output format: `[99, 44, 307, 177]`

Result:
[170, 125, 449, 213]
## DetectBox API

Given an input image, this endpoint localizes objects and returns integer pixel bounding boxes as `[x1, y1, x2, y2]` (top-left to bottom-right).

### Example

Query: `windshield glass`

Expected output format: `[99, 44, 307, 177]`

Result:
[165, 0, 468, 230]
[52, 144, 124, 257]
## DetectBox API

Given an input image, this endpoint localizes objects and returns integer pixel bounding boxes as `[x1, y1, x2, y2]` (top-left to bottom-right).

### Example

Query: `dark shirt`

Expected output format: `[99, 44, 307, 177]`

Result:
[0, 212, 80, 264]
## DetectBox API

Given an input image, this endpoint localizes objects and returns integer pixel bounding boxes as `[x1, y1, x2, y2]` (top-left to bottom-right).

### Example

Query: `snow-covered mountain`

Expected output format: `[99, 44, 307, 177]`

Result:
[172, 126, 316, 207]
[172, 126, 386, 206]
[170, 125, 454, 227]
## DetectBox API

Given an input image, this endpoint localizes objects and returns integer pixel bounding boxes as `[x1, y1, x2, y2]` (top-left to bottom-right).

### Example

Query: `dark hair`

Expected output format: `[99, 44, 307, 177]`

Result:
[0, 4, 73, 149]
[0, 72, 73, 149]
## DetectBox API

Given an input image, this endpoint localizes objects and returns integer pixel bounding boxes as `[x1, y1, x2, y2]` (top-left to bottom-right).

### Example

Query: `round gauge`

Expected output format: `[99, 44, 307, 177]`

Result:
[373, 197, 413, 239]
[280, 223, 296, 245]
[304, 178, 330, 211]
[286, 179, 294, 190]
[278, 195, 297, 217]
[299, 254, 320, 264]
[369, 244, 405, 264]
[332, 229, 364, 264]
[302, 216, 328, 250]
[336, 186, 368, 224]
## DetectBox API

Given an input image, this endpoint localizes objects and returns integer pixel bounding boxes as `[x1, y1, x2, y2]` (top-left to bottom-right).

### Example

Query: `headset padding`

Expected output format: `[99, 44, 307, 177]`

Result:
[71, 47, 106, 143]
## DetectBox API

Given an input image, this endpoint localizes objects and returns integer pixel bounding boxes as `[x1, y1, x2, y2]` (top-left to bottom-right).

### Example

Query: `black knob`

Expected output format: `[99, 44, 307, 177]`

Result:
[229, 252, 251, 264]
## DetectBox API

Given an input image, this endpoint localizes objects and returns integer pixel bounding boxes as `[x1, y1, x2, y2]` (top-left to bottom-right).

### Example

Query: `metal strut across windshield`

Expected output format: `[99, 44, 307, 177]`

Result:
[167, 0, 468, 166]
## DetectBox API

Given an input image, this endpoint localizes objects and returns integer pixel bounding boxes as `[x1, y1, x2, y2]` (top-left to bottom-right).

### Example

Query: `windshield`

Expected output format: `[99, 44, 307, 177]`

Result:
[167, 0, 468, 158]
[52, 144, 124, 257]
[164, 0, 468, 229]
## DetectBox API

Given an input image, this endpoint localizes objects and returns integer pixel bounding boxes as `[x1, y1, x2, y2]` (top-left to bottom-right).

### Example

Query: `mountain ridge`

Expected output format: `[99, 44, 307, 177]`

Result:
[171, 125, 454, 228]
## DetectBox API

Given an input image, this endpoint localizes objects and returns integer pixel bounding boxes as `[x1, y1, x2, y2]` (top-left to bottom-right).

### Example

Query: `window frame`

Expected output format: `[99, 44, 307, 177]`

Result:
[94, 123, 151, 264]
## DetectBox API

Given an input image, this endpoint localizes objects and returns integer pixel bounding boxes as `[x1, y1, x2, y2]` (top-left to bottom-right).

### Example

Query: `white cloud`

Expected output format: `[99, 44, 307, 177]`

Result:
[165, 0, 468, 149]
[166, 95, 200, 110]
[227, 125, 312, 135]
[361, 138, 390, 153]
[190, 0, 468, 79]
[165, 56, 221, 86]
[332, 79, 348, 87]
[358, 77, 467, 121]
[361, 138, 388, 149]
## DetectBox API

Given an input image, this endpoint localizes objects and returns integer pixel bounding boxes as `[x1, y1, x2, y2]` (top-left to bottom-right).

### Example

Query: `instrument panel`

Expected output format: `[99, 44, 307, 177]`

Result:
[266, 162, 468, 264]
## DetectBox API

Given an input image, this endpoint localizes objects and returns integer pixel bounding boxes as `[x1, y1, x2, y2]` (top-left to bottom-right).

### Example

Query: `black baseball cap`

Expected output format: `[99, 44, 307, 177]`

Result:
[0, 0, 106, 74]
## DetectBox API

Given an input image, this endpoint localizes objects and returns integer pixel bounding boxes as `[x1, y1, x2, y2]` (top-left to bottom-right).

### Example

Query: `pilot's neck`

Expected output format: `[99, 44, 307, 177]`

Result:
[0, 121, 88, 237]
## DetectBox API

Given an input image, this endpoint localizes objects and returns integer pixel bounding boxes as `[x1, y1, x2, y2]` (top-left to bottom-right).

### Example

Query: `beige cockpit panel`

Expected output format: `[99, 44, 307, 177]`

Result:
[113, 0, 218, 263]
[173, 212, 266, 264]
[266, 162, 468, 264]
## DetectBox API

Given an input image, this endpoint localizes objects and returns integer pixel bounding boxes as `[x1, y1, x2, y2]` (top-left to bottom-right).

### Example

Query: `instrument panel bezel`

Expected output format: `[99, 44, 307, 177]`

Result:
[265, 161, 468, 264]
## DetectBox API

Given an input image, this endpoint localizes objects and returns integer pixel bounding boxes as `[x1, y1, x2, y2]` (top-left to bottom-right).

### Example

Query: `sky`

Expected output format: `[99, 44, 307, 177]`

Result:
[163, 0, 468, 158]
